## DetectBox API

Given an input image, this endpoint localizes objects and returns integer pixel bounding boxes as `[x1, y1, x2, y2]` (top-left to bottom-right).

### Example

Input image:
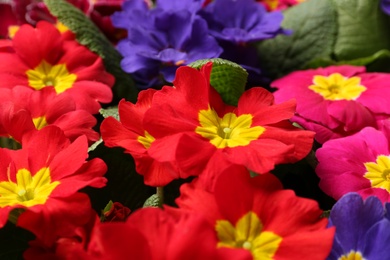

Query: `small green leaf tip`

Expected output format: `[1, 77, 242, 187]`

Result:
[99, 107, 119, 120]
[143, 194, 161, 208]
[43, 0, 138, 103]
[189, 58, 248, 106]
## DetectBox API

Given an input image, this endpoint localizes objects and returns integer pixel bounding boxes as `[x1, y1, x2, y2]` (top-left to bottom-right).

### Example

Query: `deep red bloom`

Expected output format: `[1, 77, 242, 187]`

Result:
[25, 206, 217, 259]
[0, 3, 18, 38]
[144, 63, 314, 176]
[0, 21, 114, 114]
[0, 126, 107, 231]
[177, 166, 335, 259]
[101, 90, 185, 187]
[102, 201, 131, 222]
[0, 0, 124, 42]
[0, 86, 99, 144]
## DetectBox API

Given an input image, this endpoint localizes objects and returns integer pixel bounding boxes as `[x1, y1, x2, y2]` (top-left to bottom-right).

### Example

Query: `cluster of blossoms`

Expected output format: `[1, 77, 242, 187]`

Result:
[0, 19, 113, 258]
[0, 0, 124, 42]
[272, 65, 390, 204]
[111, 0, 293, 87]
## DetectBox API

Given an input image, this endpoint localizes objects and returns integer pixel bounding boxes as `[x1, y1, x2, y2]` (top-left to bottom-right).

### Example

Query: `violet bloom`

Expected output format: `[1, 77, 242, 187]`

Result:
[112, 0, 222, 88]
[327, 193, 390, 260]
[200, 0, 288, 44]
[381, 0, 390, 15]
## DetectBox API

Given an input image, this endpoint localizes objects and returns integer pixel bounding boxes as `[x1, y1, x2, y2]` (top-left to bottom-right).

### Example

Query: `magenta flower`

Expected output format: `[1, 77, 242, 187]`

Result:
[316, 125, 390, 202]
[272, 65, 390, 144]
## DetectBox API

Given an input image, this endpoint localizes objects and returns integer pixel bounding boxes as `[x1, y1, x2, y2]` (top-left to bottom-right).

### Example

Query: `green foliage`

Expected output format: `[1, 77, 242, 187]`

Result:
[189, 58, 248, 106]
[257, 0, 390, 79]
[332, 0, 390, 61]
[305, 49, 390, 70]
[43, 0, 138, 103]
[257, 0, 337, 79]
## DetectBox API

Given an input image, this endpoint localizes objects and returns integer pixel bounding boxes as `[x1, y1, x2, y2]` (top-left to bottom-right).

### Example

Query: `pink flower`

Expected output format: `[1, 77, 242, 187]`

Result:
[272, 65, 390, 143]
[316, 125, 390, 202]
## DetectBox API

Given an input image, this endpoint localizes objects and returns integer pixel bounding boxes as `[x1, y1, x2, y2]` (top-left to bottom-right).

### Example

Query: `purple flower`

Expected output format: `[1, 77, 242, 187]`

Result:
[200, 0, 288, 44]
[112, 0, 222, 88]
[327, 193, 390, 259]
[381, 0, 390, 15]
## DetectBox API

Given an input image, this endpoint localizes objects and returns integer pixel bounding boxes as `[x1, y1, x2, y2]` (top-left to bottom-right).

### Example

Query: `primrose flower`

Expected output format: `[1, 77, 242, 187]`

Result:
[144, 63, 314, 176]
[272, 65, 390, 143]
[0, 87, 99, 144]
[327, 193, 390, 260]
[0, 21, 114, 114]
[112, 0, 222, 87]
[25, 205, 218, 259]
[0, 126, 107, 233]
[101, 89, 184, 187]
[176, 166, 335, 260]
[200, 0, 288, 44]
[316, 125, 390, 202]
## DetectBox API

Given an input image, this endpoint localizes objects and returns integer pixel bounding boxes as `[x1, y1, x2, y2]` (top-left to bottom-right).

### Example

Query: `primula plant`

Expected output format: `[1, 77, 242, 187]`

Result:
[1, 0, 390, 259]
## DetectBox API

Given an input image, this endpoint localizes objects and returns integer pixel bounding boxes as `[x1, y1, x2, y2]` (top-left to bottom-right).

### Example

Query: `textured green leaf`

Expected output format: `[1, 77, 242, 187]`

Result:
[99, 107, 119, 120]
[189, 58, 248, 106]
[332, 0, 390, 61]
[43, 0, 138, 103]
[257, 0, 337, 79]
[143, 194, 161, 208]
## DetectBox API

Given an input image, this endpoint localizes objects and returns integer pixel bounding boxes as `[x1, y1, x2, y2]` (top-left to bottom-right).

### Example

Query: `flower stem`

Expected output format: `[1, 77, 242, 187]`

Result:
[156, 186, 164, 207]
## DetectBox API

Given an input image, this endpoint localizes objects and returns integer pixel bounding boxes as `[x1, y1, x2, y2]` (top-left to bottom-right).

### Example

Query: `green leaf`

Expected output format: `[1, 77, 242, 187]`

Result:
[257, 0, 337, 79]
[189, 58, 248, 106]
[43, 0, 138, 103]
[143, 194, 161, 208]
[306, 49, 390, 69]
[99, 106, 119, 120]
[332, 0, 390, 61]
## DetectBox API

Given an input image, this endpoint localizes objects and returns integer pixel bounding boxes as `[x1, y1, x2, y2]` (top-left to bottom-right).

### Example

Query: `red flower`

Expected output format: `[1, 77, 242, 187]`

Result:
[144, 63, 314, 176]
[102, 201, 131, 222]
[0, 86, 99, 143]
[0, 126, 107, 232]
[176, 166, 335, 260]
[101, 89, 185, 187]
[23, 208, 100, 259]
[0, 21, 114, 114]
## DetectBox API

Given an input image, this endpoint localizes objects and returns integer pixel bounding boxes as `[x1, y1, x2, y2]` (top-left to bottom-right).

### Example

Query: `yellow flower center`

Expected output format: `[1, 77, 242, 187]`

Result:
[0, 167, 60, 208]
[137, 131, 155, 149]
[338, 250, 365, 260]
[364, 155, 390, 192]
[26, 60, 77, 94]
[55, 21, 69, 33]
[8, 25, 20, 39]
[32, 116, 48, 130]
[263, 0, 279, 10]
[195, 107, 265, 149]
[309, 73, 366, 101]
[216, 211, 282, 260]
